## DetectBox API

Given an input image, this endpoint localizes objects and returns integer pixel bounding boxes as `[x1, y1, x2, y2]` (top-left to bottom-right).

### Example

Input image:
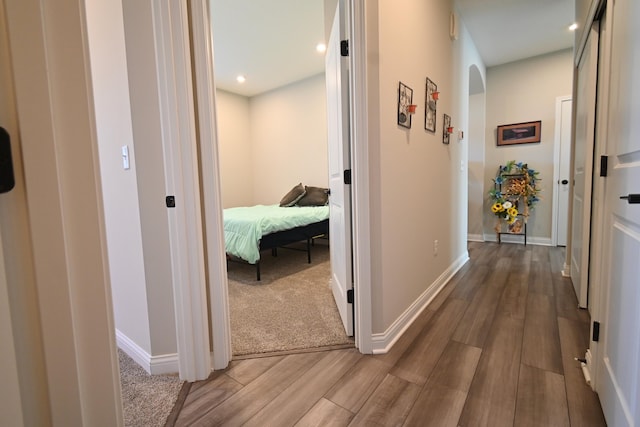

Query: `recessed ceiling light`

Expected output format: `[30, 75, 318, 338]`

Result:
[236, 75, 246, 83]
[316, 43, 327, 53]
[569, 23, 578, 31]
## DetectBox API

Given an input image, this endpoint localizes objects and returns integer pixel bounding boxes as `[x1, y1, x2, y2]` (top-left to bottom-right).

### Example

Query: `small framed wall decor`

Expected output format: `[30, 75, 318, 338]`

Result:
[424, 77, 438, 132]
[443, 114, 452, 144]
[397, 82, 413, 129]
[496, 120, 541, 146]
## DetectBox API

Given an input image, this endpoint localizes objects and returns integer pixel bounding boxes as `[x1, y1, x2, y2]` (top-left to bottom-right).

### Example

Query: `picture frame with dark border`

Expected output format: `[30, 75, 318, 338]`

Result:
[424, 77, 437, 132]
[442, 113, 451, 144]
[397, 82, 413, 129]
[496, 120, 541, 146]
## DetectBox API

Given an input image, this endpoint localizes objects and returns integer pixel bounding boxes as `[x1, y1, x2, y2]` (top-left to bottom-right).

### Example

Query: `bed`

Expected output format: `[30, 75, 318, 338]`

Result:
[223, 204, 330, 280]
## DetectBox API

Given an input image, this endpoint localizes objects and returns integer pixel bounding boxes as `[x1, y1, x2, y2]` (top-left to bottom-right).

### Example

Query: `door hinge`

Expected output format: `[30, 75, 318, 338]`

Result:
[600, 155, 608, 177]
[592, 321, 600, 342]
[347, 288, 354, 304]
[340, 40, 349, 57]
[166, 195, 176, 208]
[344, 169, 352, 185]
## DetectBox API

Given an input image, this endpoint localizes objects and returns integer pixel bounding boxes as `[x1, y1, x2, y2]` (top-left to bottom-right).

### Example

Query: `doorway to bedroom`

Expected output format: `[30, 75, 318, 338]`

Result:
[210, 0, 353, 357]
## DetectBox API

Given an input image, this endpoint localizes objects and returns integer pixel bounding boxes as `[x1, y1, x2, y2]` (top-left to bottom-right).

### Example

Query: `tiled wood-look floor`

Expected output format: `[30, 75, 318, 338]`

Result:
[171, 242, 607, 426]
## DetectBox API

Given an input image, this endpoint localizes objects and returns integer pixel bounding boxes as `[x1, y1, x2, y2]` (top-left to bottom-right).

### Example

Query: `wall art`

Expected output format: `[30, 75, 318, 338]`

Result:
[443, 113, 452, 144]
[397, 82, 413, 129]
[424, 77, 438, 132]
[496, 120, 541, 146]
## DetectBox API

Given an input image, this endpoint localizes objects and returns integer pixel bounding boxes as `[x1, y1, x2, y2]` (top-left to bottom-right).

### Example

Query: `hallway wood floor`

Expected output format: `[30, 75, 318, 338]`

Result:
[170, 242, 607, 426]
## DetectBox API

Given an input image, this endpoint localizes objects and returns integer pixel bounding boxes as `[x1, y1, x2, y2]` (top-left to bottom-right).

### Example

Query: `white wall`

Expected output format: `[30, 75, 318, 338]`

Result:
[88, 0, 152, 355]
[217, 74, 329, 208]
[122, 0, 177, 356]
[250, 74, 329, 204]
[365, 0, 484, 334]
[468, 92, 486, 239]
[483, 49, 574, 243]
[216, 90, 254, 208]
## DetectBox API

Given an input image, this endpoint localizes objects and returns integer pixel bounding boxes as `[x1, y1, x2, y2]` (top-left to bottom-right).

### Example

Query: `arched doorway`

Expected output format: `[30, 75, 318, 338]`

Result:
[467, 64, 486, 242]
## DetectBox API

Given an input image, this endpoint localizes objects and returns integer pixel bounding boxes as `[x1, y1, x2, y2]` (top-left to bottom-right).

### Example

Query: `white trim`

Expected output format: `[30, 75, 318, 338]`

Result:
[575, 0, 604, 67]
[116, 330, 179, 375]
[482, 233, 553, 246]
[0, 227, 25, 425]
[371, 253, 470, 353]
[562, 263, 571, 277]
[467, 233, 484, 242]
[587, 0, 613, 392]
[189, 0, 232, 371]
[552, 95, 572, 247]
[153, 0, 211, 381]
[349, 0, 373, 353]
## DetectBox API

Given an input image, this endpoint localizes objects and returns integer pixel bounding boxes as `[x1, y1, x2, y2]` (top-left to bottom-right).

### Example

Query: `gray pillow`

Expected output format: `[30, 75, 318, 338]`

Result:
[296, 186, 329, 206]
[279, 183, 306, 207]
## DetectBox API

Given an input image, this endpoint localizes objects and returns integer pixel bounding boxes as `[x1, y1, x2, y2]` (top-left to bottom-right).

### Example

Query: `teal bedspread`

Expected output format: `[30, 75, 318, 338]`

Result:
[223, 204, 329, 264]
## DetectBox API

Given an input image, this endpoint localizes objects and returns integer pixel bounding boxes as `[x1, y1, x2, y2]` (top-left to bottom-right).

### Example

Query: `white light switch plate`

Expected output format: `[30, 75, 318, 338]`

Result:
[122, 145, 130, 170]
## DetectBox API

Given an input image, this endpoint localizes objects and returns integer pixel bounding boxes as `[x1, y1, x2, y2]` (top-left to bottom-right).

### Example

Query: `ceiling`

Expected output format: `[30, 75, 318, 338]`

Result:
[210, 0, 575, 97]
[456, 0, 575, 67]
[210, 0, 326, 97]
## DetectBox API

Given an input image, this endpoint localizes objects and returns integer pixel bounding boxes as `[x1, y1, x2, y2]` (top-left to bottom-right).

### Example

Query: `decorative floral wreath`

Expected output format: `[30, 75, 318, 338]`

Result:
[488, 160, 541, 233]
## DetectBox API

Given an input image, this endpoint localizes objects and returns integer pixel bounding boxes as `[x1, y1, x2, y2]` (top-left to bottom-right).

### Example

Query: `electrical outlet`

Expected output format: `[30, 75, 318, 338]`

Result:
[433, 239, 438, 256]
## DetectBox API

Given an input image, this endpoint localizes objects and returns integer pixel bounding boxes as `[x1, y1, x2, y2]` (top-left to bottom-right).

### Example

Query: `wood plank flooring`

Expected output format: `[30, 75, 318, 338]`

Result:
[171, 242, 607, 426]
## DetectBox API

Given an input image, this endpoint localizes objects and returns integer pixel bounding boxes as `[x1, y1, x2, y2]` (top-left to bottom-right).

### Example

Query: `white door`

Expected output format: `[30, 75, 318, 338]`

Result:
[556, 98, 572, 246]
[570, 24, 598, 308]
[325, 3, 353, 336]
[596, 0, 640, 423]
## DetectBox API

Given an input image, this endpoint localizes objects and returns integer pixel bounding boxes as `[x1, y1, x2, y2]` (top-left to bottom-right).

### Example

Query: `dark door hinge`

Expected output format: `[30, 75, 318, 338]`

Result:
[344, 169, 352, 185]
[600, 155, 608, 177]
[347, 288, 354, 304]
[166, 195, 176, 208]
[592, 321, 600, 342]
[340, 40, 349, 57]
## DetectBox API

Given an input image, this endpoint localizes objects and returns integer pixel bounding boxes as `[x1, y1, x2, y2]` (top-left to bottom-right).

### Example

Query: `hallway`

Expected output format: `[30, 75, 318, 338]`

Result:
[169, 242, 606, 426]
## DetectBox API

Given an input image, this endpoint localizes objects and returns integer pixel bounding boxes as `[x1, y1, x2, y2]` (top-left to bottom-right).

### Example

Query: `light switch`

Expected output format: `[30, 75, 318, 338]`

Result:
[121, 145, 130, 170]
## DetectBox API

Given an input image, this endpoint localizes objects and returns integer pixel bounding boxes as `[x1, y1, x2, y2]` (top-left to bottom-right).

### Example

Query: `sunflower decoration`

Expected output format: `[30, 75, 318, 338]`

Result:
[488, 160, 541, 233]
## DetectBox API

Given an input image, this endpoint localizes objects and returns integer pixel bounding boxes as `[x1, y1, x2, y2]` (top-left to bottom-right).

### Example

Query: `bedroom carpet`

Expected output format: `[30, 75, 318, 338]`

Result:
[118, 349, 184, 427]
[227, 240, 353, 356]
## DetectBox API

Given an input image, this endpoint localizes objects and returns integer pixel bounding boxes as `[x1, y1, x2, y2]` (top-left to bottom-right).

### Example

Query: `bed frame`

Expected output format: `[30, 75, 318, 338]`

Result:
[228, 219, 329, 281]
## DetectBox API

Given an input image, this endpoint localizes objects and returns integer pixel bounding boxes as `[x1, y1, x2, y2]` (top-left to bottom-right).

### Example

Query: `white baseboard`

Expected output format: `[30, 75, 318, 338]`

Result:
[483, 233, 553, 246]
[371, 252, 470, 354]
[562, 263, 571, 277]
[467, 233, 484, 242]
[116, 329, 178, 375]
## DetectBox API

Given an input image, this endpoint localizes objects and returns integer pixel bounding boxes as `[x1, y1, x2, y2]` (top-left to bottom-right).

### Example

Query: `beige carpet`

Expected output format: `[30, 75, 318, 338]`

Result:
[118, 349, 184, 427]
[227, 240, 353, 356]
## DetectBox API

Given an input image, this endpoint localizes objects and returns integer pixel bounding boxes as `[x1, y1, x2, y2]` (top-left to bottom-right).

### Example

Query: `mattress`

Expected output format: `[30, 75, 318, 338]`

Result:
[223, 204, 330, 264]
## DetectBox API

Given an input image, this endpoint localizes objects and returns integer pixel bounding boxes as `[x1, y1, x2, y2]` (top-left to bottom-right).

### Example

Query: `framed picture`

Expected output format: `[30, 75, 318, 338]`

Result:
[397, 82, 413, 129]
[442, 114, 451, 144]
[497, 120, 541, 146]
[424, 78, 437, 132]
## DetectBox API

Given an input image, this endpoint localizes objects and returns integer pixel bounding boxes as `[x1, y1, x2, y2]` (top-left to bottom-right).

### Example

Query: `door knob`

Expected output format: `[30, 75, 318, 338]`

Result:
[561, 179, 569, 185]
[620, 194, 640, 204]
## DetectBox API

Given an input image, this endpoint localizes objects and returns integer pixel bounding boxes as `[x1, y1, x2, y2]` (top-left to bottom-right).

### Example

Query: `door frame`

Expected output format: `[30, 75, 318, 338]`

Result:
[158, 0, 373, 377]
[152, 0, 213, 380]
[583, 0, 612, 391]
[552, 95, 572, 247]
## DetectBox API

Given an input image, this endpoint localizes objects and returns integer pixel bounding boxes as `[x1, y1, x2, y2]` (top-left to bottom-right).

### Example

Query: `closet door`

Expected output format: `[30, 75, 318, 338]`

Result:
[570, 23, 598, 308]
[596, 0, 640, 423]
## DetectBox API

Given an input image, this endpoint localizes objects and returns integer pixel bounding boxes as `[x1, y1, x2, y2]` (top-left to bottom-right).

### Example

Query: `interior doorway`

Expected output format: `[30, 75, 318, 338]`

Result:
[209, 0, 353, 357]
[553, 96, 572, 247]
[467, 64, 486, 242]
